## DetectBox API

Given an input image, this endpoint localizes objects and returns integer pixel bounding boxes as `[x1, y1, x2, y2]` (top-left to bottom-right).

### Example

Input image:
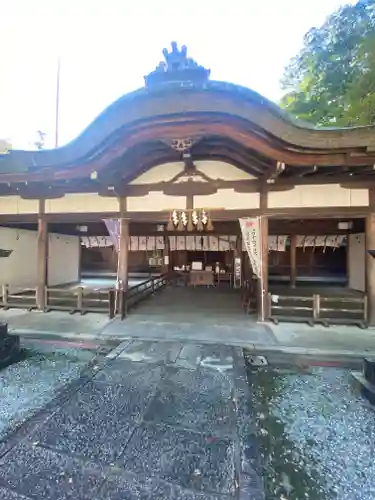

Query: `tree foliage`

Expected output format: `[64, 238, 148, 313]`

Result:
[280, 0, 375, 127]
[34, 130, 46, 150]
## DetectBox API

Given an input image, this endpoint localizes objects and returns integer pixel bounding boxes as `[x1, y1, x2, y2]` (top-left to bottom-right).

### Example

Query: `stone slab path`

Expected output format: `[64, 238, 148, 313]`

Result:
[0, 339, 264, 500]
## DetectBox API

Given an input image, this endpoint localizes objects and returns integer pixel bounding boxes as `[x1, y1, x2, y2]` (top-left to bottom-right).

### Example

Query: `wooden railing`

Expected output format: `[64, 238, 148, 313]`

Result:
[0, 274, 169, 319]
[317, 295, 368, 327]
[268, 292, 368, 328]
[241, 279, 257, 314]
[45, 286, 115, 316]
[0, 285, 38, 311]
[117, 273, 168, 319]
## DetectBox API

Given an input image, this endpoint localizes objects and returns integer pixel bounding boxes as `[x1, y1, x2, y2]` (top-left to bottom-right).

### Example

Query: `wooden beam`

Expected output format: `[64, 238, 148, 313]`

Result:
[117, 197, 129, 292]
[340, 180, 375, 190]
[366, 213, 375, 326]
[365, 188, 375, 325]
[259, 188, 268, 213]
[186, 194, 193, 210]
[255, 189, 269, 320]
[9, 172, 375, 200]
[290, 234, 297, 288]
[0, 205, 369, 225]
[275, 174, 375, 186]
[258, 215, 269, 322]
[118, 218, 129, 291]
[28, 217, 361, 237]
[163, 234, 170, 273]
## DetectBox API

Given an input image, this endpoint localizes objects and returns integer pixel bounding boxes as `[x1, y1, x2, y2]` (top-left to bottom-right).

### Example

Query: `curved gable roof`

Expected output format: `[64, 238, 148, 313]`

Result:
[2, 42, 375, 176]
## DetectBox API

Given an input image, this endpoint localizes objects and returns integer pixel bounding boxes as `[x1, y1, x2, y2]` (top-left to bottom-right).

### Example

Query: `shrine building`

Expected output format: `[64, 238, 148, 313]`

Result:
[0, 42, 373, 326]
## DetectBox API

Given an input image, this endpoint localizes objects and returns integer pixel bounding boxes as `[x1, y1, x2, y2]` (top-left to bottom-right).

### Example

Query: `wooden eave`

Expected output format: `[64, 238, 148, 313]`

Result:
[2, 83, 375, 190]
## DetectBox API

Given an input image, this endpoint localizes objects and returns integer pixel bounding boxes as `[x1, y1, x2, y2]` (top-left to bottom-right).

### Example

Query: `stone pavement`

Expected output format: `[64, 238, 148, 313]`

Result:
[0, 339, 263, 500]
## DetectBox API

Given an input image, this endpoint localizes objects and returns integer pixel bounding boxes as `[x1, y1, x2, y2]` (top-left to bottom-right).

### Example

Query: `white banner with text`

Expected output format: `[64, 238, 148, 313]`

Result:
[239, 217, 262, 278]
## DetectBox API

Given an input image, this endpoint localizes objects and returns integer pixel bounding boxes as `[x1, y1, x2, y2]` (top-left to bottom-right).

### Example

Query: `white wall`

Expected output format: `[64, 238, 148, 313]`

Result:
[0, 227, 38, 292]
[46, 194, 118, 214]
[48, 232, 80, 286]
[130, 160, 256, 184]
[194, 190, 260, 210]
[0, 227, 79, 292]
[348, 233, 365, 292]
[268, 185, 368, 208]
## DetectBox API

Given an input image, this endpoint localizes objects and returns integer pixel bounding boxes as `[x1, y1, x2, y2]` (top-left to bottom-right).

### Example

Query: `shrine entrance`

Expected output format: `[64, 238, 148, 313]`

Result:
[0, 43, 373, 326]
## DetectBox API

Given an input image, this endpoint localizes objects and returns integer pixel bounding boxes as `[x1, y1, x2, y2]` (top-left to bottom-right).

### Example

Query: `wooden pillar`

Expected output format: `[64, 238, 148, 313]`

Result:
[117, 198, 129, 291]
[258, 215, 269, 322]
[163, 235, 170, 274]
[290, 234, 297, 288]
[346, 232, 351, 288]
[366, 213, 375, 325]
[186, 194, 194, 211]
[118, 218, 129, 289]
[36, 199, 48, 310]
[258, 188, 269, 321]
[233, 235, 242, 289]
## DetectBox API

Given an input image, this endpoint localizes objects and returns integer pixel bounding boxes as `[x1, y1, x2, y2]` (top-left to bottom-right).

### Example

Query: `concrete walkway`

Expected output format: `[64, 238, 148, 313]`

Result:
[0, 339, 262, 500]
[2, 309, 109, 337]
[266, 321, 375, 354]
[102, 286, 276, 347]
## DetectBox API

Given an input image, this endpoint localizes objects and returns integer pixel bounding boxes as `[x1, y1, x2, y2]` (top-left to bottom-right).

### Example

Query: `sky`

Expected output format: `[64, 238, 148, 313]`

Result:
[0, 0, 355, 150]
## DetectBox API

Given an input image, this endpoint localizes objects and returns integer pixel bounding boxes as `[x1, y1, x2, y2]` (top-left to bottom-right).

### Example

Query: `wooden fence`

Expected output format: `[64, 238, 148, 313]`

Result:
[241, 279, 257, 314]
[268, 292, 368, 328]
[117, 274, 168, 319]
[0, 274, 169, 319]
[0, 285, 38, 311]
[45, 287, 114, 315]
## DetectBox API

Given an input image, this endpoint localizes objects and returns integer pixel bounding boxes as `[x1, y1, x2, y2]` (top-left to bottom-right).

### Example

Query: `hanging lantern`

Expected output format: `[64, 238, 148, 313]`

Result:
[201, 210, 208, 226]
[176, 211, 184, 231]
[167, 208, 214, 232]
[167, 211, 175, 232]
[191, 210, 198, 227]
[187, 212, 194, 232]
[206, 212, 214, 231]
[172, 210, 179, 227]
[181, 211, 188, 228]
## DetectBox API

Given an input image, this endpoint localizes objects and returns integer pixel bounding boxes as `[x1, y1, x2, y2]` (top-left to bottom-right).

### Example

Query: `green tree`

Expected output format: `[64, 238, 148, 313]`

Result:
[34, 130, 46, 150]
[281, 0, 375, 127]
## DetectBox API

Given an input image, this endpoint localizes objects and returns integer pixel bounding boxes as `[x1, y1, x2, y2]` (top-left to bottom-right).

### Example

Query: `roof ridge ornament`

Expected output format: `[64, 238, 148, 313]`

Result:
[144, 42, 210, 88]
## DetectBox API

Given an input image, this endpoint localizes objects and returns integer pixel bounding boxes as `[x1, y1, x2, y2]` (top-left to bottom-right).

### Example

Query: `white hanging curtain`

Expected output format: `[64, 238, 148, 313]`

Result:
[103, 219, 120, 251]
[80, 236, 113, 248]
[296, 235, 346, 249]
[268, 235, 287, 252]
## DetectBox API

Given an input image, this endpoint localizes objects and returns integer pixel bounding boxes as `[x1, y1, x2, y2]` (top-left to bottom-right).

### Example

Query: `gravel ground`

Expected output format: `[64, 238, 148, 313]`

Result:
[250, 367, 375, 500]
[0, 346, 93, 440]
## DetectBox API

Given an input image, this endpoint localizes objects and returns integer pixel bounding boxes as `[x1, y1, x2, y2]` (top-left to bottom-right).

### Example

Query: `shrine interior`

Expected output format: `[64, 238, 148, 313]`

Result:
[1, 217, 363, 290]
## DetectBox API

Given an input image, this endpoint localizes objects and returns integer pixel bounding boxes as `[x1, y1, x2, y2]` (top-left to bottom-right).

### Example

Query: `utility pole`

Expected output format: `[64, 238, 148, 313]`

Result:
[55, 55, 61, 148]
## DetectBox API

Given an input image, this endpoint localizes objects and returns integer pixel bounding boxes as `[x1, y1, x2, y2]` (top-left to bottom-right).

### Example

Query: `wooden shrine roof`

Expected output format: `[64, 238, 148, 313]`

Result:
[1, 42, 375, 195]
